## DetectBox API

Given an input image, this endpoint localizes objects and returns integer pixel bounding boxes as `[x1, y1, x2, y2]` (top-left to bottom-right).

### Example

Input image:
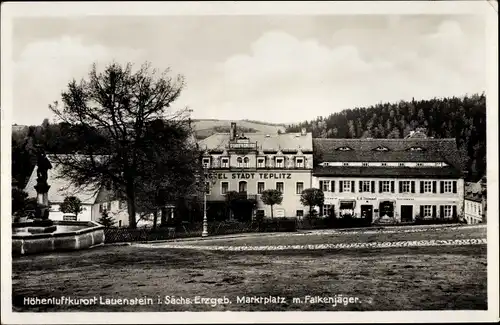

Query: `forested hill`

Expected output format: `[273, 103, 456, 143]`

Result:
[286, 94, 487, 182]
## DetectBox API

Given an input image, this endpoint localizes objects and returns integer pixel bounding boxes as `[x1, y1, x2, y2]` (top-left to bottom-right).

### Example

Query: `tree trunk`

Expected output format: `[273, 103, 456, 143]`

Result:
[153, 209, 158, 229]
[270, 204, 274, 219]
[309, 205, 313, 217]
[161, 206, 167, 226]
[126, 184, 137, 228]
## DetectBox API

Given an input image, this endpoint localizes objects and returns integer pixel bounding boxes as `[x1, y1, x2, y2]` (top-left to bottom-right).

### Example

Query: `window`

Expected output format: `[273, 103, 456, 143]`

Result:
[442, 205, 453, 218]
[257, 182, 265, 194]
[296, 210, 304, 217]
[342, 181, 351, 192]
[381, 163, 387, 166]
[238, 181, 247, 193]
[221, 158, 229, 168]
[202, 158, 210, 168]
[99, 204, 104, 213]
[342, 162, 349, 166]
[416, 163, 423, 167]
[399, 181, 414, 193]
[243, 157, 249, 167]
[119, 201, 126, 210]
[362, 162, 369, 167]
[237, 157, 243, 167]
[322, 181, 329, 192]
[380, 181, 391, 193]
[107, 202, 112, 211]
[421, 181, 433, 193]
[422, 205, 433, 218]
[360, 181, 371, 192]
[276, 182, 284, 193]
[221, 182, 229, 195]
[337, 147, 352, 151]
[257, 158, 265, 168]
[296, 158, 304, 168]
[296, 182, 304, 194]
[205, 182, 211, 195]
[375, 146, 389, 151]
[398, 163, 405, 167]
[440, 181, 455, 193]
[275, 158, 284, 168]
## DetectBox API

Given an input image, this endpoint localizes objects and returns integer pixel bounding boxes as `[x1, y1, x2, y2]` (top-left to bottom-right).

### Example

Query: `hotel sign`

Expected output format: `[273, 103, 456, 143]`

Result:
[206, 172, 292, 180]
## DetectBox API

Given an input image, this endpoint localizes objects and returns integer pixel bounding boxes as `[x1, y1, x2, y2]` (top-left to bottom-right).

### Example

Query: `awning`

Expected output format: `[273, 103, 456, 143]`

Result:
[340, 201, 355, 209]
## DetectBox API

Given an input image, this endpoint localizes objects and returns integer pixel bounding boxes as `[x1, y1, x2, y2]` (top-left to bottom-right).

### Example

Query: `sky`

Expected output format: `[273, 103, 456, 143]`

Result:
[11, 14, 486, 126]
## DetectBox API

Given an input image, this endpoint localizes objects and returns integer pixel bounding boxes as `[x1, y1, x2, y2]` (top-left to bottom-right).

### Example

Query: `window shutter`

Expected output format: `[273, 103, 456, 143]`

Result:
[390, 181, 395, 193]
[351, 181, 355, 193]
[452, 205, 457, 218]
[440, 181, 444, 193]
[379, 181, 382, 193]
[411, 181, 415, 193]
[371, 181, 375, 193]
[331, 181, 335, 193]
[420, 181, 424, 193]
[440, 206, 444, 219]
[359, 181, 363, 193]
[432, 181, 437, 193]
[432, 205, 437, 218]
[420, 205, 424, 217]
[319, 181, 323, 190]
[399, 181, 403, 193]
[452, 181, 457, 193]
[339, 181, 343, 193]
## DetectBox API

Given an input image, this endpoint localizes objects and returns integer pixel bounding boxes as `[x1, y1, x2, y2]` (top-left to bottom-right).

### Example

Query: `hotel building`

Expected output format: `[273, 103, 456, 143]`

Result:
[312, 137, 465, 223]
[198, 123, 313, 219]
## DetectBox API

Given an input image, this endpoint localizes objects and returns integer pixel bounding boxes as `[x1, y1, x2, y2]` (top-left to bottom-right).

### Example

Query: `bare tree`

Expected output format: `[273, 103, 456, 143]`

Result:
[49, 61, 195, 228]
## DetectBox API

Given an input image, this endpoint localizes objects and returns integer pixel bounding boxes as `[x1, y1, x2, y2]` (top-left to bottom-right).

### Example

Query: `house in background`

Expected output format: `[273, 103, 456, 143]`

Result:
[464, 176, 487, 224]
[23, 156, 141, 227]
[312, 136, 465, 224]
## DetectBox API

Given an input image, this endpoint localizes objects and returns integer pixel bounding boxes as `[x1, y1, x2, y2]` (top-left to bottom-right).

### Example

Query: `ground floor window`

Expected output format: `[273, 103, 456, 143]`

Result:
[440, 205, 455, 219]
[421, 205, 433, 218]
[296, 210, 304, 217]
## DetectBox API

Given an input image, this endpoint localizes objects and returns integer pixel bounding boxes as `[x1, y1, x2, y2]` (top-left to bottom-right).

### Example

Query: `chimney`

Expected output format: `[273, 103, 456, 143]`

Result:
[230, 122, 237, 140]
[301, 128, 307, 136]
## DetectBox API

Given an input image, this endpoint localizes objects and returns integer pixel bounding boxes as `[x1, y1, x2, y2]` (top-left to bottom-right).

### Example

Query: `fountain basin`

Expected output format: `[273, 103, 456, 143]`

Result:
[12, 220, 105, 256]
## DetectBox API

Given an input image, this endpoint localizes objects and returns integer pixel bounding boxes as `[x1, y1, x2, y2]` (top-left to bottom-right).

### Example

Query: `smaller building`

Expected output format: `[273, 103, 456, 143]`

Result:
[23, 156, 142, 227]
[464, 176, 486, 224]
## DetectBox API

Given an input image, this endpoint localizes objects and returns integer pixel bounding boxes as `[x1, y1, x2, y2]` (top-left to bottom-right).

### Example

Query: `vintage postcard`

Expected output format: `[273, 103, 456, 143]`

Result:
[1, 1, 498, 324]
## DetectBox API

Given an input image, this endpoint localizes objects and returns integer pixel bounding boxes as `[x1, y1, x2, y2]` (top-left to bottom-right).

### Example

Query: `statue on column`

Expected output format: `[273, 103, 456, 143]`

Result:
[33, 146, 52, 220]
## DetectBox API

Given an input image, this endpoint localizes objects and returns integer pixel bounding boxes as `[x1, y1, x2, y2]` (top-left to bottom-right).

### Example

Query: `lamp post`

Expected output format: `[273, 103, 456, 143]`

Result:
[202, 167, 216, 237]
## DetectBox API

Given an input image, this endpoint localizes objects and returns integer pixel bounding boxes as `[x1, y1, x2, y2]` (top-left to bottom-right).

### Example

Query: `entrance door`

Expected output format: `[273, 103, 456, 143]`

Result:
[360, 205, 373, 223]
[379, 201, 394, 218]
[401, 205, 413, 222]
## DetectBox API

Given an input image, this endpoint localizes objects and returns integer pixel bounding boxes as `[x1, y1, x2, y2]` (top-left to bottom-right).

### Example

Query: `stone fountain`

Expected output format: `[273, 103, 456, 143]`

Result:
[12, 147, 105, 256]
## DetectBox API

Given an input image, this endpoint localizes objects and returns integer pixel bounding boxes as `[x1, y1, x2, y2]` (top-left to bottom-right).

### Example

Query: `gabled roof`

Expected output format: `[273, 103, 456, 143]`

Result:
[313, 138, 463, 173]
[313, 166, 461, 178]
[199, 132, 313, 152]
[24, 155, 100, 205]
[464, 181, 486, 202]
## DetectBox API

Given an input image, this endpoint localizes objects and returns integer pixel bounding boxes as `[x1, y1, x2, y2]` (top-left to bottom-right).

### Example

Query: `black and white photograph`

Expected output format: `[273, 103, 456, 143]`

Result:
[1, 1, 498, 324]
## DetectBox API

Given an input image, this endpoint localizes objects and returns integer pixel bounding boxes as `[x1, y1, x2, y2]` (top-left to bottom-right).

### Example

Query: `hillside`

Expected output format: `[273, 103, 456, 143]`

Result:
[192, 119, 286, 139]
[286, 93, 487, 182]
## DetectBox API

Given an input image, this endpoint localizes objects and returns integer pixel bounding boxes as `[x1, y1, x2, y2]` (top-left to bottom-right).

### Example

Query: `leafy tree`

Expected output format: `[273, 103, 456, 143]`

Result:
[48, 61, 196, 228]
[12, 187, 29, 217]
[60, 196, 84, 218]
[225, 191, 240, 219]
[260, 189, 283, 219]
[300, 188, 325, 217]
[98, 209, 116, 228]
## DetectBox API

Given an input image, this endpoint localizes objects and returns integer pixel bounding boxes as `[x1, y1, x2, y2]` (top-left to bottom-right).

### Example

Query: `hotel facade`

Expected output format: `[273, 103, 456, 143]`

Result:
[312, 137, 465, 223]
[198, 123, 314, 219]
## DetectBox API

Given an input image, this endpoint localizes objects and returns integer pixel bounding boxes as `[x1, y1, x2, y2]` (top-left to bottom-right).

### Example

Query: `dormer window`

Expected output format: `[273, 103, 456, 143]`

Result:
[296, 158, 304, 168]
[275, 157, 284, 168]
[202, 158, 211, 168]
[398, 163, 405, 167]
[243, 157, 250, 168]
[362, 162, 369, 167]
[337, 146, 352, 151]
[221, 158, 229, 168]
[374, 146, 390, 152]
[408, 147, 425, 151]
[381, 163, 387, 166]
[416, 163, 423, 167]
[342, 162, 349, 166]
